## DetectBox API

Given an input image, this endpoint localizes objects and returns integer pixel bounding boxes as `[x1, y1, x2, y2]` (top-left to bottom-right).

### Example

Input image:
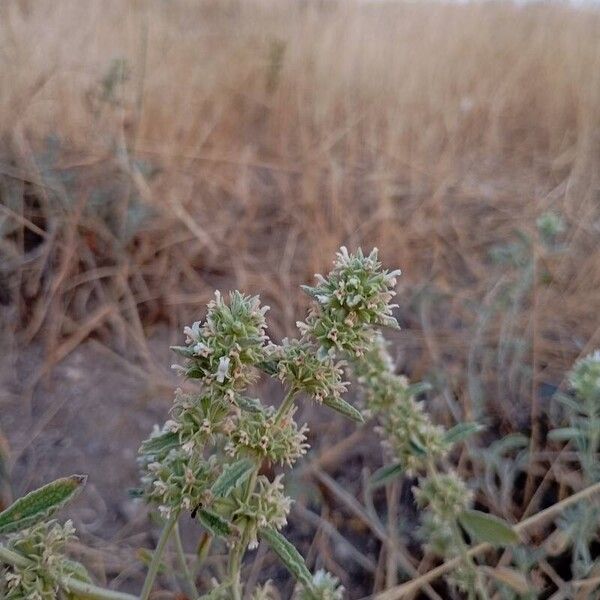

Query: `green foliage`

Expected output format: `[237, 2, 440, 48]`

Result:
[458, 510, 520, 546]
[0, 476, 86, 535]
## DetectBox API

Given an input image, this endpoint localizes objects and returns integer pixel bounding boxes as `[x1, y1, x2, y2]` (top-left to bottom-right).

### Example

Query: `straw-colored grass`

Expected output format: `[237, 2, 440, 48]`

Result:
[1, 0, 600, 414]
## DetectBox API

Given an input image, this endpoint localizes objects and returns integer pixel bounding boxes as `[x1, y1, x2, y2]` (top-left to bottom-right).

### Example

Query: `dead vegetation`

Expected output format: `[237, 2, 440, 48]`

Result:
[1, 0, 600, 596]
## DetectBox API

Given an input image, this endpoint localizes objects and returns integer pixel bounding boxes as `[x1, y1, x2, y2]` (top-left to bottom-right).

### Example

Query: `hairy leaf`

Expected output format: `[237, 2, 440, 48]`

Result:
[197, 509, 232, 538]
[322, 395, 364, 423]
[370, 463, 403, 488]
[261, 527, 313, 588]
[170, 345, 196, 358]
[547, 427, 584, 443]
[0, 475, 87, 535]
[211, 459, 255, 497]
[405, 382, 433, 397]
[444, 422, 485, 445]
[458, 509, 520, 546]
[139, 431, 179, 456]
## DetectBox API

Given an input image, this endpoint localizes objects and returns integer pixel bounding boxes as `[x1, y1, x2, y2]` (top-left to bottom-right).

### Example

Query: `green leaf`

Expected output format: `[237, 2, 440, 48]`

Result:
[444, 422, 485, 445]
[547, 427, 583, 443]
[139, 431, 179, 456]
[170, 345, 196, 358]
[236, 396, 264, 413]
[555, 392, 582, 415]
[370, 463, 403, 488]
[211, 459, 255, 498]
[261, 527, 313, 588]
[0, 475, 87, 535]
[405, 382, 433, 397]
[322, 395, 364, 423]
[408, 435, 428, 456]
[61, 558, 93, 583]
[196, 509, 232, 539]
[458, 509, 520, 547]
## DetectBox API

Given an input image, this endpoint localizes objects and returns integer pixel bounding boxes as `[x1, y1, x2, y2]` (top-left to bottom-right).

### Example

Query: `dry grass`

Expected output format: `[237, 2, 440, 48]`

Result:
[1, 1, 600, 595]
[1, 0, 600, 415]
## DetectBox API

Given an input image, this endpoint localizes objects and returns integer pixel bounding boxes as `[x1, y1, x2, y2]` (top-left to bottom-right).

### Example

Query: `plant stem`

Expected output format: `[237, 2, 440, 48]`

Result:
[228, 522, 250, 600]
[140, 512, 178, 600]
[173, 521, 198, 599]
[274, 387, 298, 424]
[0, 545, 138, 600]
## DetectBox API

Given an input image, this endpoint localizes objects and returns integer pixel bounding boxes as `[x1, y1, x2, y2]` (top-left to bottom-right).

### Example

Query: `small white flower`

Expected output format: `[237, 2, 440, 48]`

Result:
[216, 356, 231, 383]
[164, 420, 181, 433]
[182, 440, 195, 455]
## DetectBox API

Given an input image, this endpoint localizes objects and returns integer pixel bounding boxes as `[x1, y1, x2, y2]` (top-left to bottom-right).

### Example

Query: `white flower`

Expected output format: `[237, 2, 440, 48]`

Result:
[216, 356, 231, 383]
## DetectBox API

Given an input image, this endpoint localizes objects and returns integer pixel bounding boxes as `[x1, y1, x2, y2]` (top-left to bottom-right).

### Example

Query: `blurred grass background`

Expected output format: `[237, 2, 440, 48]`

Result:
[2, 0, 599, 410]
[0, 0, 600, 594]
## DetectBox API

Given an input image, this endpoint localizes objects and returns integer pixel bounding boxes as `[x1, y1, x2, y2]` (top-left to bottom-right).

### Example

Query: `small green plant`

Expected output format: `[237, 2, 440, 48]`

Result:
[0, 247, 598, 599]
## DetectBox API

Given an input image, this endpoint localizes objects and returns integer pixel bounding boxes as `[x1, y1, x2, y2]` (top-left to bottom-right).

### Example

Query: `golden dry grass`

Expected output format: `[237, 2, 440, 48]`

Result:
[1, 0, 600, 419]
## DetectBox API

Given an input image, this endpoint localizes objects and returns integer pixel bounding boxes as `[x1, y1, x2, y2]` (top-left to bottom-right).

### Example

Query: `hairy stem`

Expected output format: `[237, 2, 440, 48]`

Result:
[0, 545, 138, 600]
[173, 521, 198, 599]
[140, 512, 178, 600]
[274, 387, 298, 424]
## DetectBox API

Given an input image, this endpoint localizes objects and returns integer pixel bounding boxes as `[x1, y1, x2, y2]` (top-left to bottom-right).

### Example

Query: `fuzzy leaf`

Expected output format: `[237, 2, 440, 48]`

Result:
[481, 566, 530, 594]
[458, 509, 520, 546]
[211, 459, 255, 497]
[322, 396, 364, 423]
[0, 475, 87, 535]
[139, 431, 179, 456]
[405, 382, 433, 397]
[408, 436, 428, 456]
[261, 527, 313, 588]
[547, 427, 583, 443]
[236, 396, 264, 413]
[444, 422, 485, 445]
[370, 463, 403, 488]
[196, 509, 232, 538]
[170, 345, 196, 358]
[62, 558, 93, 583]
[257, 360, 279, 376]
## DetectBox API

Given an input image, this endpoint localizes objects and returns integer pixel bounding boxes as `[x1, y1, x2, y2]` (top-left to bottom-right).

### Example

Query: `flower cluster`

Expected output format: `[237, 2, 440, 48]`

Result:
[378, 397, 449, 475]
[568, 350, 600, 411]
[299, 247, 400, 358]
[134, 248, 407, 597]
[274, 338, 348, 404]
[232, 475, 292, 550]
[174, 291, 270, 393]
[140, 447, 217, 519]
[293, 570, 344, 600]
[0, 521, 83, 600]
[225, 407, 309, 467]
[351, 334, 449, 473]
[414, 472, 473, 523]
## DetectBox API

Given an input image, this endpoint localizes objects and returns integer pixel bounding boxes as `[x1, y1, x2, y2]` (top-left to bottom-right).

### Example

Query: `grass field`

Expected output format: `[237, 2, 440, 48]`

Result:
[1, 0, 600, 597]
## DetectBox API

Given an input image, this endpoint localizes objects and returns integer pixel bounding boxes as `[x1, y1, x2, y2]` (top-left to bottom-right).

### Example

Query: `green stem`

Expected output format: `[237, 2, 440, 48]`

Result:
[173, 521, 198, 599]
[274, 387, 298, 424]
[228, 522, 249, 600]
[0, 545, 137, 600]
[140, 512, 178, 600]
